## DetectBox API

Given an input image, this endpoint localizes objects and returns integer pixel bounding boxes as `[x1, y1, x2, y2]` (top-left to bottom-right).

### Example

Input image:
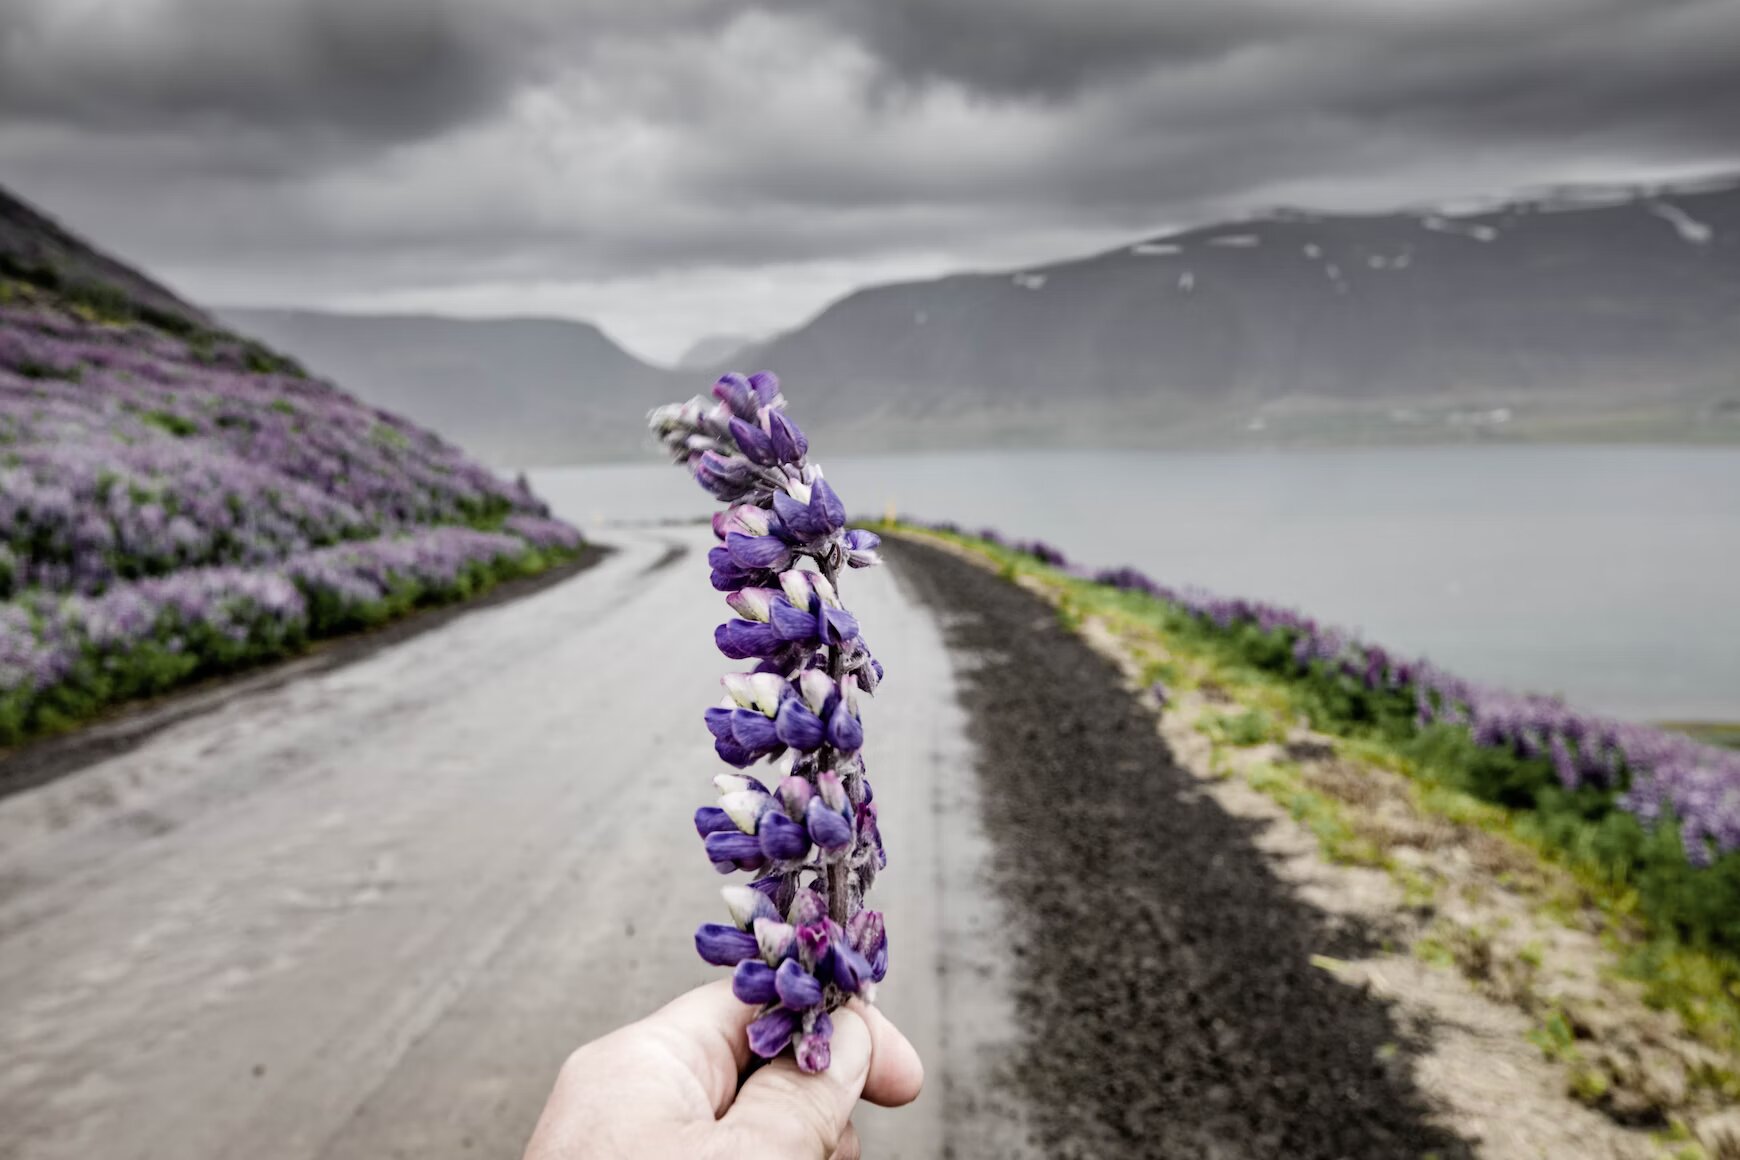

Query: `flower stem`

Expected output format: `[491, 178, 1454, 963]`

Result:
[820, 553, 854, 926]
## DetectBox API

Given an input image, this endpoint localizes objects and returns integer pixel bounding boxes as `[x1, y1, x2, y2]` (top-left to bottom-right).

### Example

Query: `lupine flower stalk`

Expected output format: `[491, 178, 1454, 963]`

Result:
[650, 372, 888, 1074]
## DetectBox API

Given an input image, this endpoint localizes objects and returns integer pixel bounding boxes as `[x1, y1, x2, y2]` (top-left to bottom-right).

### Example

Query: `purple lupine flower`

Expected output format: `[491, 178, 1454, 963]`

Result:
[705, 831, 767, 873]
[732, 959, 780, 1004]
[768, 572, 862, 648]
[759, 809, 814, 861]
[716, 619, 786, 660]
[775, 958, 825, 1008]
[747, 1009, 802, 1058]
[775, 696, 827, 750]
[769, 411, 808, 463]
[843, 529, 882, 569]
[696, 923, 762, 966]
[695, 806, 737, 836]
[651, 372, 888, 1074]
[726, 532, 794, 572]
[825, 690, 864, 752]
[807, 796, 854, 851]
[794, 1012, 834, 1072]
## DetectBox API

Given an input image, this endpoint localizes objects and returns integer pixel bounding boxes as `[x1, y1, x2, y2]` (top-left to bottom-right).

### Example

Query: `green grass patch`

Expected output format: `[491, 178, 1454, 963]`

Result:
[1200, 707, 1284, 747]
[1666, 722, 1740, 751]
[0, 541, 583, 752]
[1, 253, 307, 377]
[141, 409, 201, 437]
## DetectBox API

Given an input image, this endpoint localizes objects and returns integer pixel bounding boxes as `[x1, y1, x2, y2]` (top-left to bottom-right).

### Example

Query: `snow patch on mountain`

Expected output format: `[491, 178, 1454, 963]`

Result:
[1648, 202, 1714, 245]
[1422, 215, 1499, 242]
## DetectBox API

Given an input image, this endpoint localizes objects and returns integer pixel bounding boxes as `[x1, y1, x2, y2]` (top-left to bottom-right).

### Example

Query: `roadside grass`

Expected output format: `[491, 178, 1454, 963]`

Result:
[885, 522, 1740, 1081]
[1667, 722, 1740, 752]
[0, 541, 585, 754]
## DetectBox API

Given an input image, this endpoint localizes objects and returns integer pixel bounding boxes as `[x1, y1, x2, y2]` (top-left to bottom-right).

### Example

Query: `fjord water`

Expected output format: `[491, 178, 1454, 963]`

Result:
[531, 446, 1740, 722]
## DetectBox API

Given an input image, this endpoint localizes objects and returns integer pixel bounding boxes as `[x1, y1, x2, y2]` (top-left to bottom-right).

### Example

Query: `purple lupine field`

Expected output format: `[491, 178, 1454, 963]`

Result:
[0, 295, 582, 744]
[934, 523, 1740, 870]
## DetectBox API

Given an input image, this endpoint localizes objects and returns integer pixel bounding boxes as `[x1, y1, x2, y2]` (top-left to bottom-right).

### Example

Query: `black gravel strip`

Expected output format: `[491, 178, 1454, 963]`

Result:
[0, 543, 613, 801]
[888, 536, 1471, 1160]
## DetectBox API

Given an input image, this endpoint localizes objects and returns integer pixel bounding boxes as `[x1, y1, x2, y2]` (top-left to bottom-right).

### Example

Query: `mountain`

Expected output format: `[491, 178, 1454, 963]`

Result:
[213, 176, 1740, 462]
[1, 181, 582, 743]
[1, 186, 212, 335]
[219, 309, 689, 465]
[744, 177, 1740, 450]
[676, 333, 759, 371]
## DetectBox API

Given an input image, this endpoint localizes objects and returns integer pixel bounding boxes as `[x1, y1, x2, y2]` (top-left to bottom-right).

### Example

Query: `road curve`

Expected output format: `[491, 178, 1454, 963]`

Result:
[0, 527, 1025, 1160]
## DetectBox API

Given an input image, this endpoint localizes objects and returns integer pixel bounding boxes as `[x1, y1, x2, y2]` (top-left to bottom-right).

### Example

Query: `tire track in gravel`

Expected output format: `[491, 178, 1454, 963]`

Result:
[887, 536, 1474, 1160]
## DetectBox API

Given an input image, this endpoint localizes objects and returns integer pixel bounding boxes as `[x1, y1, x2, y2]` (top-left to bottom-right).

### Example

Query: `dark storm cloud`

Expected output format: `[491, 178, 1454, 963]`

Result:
[0, 0, 513, 144]
[778, 0, 1332, 99]
[0, 0, 743, 148]
[660, 0, 1740, 218]
[784, 0, 1740, 152]
[1, 0, 1738, 346]
[1313, 1, 1740, 150]
[11, 0, 1734, 150]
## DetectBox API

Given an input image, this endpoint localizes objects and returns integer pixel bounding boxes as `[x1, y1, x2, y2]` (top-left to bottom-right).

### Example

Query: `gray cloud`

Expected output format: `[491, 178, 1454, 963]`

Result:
[0, 0, 755, 150]
[1317, 1, 1740, 149]
[0, 0, 521, 148]
[782, 0, 1335, 99]
[1, 0, 1737, 359]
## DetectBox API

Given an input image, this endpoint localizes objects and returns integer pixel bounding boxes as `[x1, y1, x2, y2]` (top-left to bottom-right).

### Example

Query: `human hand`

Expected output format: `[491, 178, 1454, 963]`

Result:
[522, 980, 924, 1160]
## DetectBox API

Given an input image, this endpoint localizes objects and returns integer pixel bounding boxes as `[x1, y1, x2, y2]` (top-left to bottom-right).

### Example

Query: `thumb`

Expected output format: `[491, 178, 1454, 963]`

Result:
[715, 1007, 872, 1159]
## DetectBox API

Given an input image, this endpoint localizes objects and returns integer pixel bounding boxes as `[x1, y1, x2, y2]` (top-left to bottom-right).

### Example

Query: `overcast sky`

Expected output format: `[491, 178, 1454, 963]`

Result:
[3, 0, 1738, 362]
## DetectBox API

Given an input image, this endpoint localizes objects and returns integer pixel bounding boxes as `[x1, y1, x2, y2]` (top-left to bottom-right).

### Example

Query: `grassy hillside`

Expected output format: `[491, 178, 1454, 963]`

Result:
[0, 187, 585, 748]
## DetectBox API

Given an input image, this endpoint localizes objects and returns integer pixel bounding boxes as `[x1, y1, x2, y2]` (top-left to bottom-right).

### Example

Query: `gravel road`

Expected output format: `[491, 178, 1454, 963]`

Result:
[0, 528, 1021, 1160]
[0, 527, 1472, 1159]
[886, 536, 1470, 1159]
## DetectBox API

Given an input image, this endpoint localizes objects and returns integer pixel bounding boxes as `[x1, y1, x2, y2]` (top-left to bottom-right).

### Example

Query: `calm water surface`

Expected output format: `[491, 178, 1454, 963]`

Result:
[531, 447, 1740, 723]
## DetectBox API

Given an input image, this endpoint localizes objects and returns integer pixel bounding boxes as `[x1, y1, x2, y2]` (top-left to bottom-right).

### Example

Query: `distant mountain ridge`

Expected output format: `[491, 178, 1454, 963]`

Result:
[743, 174, 1740, 449]
[226, 175, 1740, 462]
[220, 308, 689, 466]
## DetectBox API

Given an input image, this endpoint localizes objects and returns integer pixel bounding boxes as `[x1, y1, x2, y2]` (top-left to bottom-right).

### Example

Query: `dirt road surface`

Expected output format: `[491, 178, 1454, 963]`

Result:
[0, 528, 1022, 1160]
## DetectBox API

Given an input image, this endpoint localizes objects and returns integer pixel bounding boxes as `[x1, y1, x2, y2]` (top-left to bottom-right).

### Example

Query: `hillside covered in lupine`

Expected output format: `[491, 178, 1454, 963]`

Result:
[0, 185, 582, 745]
